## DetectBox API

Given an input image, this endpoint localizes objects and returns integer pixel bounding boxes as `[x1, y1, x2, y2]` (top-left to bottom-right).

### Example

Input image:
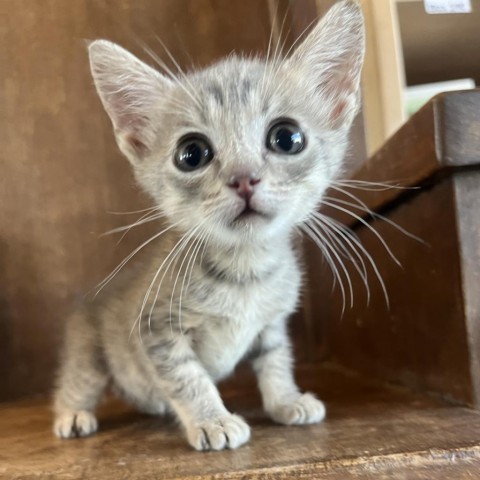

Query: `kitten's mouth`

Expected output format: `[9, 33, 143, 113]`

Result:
[235, 205, 259, 221]
[232, 205, 269, 224]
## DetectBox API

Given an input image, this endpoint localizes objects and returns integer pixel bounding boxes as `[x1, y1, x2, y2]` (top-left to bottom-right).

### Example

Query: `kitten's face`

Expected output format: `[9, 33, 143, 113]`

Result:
[89, 0, 365, 247]
[138, 59, 350, 246]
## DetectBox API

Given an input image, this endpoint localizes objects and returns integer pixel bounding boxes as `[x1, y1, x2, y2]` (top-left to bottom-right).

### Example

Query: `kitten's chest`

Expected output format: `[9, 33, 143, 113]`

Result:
[187, 259, 301, 380]
[193, 313, 261, 381]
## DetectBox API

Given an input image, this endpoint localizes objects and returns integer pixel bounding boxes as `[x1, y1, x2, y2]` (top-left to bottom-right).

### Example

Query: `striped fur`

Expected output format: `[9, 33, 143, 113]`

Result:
[54, 1, 364, 450]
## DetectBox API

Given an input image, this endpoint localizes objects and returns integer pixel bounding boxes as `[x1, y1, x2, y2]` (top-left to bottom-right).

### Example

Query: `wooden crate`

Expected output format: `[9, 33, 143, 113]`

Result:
[319, 90, 480, 407]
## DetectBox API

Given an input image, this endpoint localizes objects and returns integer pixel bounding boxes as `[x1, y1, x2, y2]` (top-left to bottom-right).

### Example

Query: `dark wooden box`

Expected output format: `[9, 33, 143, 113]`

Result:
[317, 90, 480, 407]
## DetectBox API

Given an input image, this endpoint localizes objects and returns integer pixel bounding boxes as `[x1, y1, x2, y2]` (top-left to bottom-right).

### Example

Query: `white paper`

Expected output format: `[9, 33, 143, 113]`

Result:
[424, 0, 472, 14]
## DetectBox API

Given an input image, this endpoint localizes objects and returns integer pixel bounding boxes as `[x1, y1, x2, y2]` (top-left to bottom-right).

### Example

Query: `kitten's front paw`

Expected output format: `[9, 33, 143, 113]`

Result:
[269, 393, 326, 425]
[54, 410, 98, 439]
[187, 414, 251, 451]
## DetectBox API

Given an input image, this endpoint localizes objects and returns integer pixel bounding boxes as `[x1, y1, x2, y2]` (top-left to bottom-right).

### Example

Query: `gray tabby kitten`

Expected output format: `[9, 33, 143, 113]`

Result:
[54, 0, 364, 451]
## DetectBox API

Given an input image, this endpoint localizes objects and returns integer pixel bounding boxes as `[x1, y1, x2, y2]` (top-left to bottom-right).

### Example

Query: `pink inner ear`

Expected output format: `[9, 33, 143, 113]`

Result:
[124, 133, 148, 155]
[331, 99, 347, 123]
[319, 73, 357, 127]
[109, 96, 145, 130]
[113, 107, 150, 155]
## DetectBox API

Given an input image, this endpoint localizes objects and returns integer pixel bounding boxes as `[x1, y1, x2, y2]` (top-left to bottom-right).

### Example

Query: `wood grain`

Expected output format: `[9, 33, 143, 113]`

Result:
[437, 91, 480, 166]
[454, 171, 480, 407]
[2, 365, 480, 479]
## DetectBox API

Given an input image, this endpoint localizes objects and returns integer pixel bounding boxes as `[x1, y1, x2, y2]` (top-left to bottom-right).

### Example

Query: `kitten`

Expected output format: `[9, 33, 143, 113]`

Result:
[53, 0, 365, 451]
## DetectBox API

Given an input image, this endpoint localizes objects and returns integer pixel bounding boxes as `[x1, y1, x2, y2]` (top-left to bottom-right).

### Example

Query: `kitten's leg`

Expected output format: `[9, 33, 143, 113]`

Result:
[53, 311, 108, 438]
[145, 334, 250, 451]
[251, 321, 326, 425]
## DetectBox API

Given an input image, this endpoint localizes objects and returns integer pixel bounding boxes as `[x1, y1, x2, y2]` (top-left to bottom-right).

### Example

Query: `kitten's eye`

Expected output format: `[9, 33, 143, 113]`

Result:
[267, 120, 305, 155]
[174, 135, 214, 172]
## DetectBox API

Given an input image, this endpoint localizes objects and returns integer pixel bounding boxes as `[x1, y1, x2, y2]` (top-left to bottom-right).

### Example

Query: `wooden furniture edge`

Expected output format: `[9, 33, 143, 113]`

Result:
[324, 89, 480, 227]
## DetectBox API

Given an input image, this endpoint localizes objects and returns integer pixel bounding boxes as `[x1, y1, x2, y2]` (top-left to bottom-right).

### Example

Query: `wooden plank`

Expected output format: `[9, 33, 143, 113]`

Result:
[361, 0, 406, 154]
[324, 90, 480, 228]
[438, 91, 480, 167]
[454, 171, 480, 407]
[2, 366, 480, 479]
[321, 100, 437, 227]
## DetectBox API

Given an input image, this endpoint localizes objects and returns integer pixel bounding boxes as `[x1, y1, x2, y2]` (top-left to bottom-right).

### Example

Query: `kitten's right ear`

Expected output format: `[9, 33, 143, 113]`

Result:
[88, 40, 171, 162]
[286, 0, 365, 129]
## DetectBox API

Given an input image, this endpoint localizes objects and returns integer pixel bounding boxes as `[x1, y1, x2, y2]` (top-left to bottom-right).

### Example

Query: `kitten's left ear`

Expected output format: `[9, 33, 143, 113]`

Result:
[287, 0, 365, 129]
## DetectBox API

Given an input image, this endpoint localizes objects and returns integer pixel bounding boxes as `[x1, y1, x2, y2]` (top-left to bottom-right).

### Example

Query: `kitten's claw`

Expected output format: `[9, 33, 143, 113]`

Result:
[54, 410, 98, 438]
[270, 393, 326, 425]
[187, 414, 251, 451]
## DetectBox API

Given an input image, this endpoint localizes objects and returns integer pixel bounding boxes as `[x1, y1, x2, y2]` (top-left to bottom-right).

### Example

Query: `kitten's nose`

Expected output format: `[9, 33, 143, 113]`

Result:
[227, 174, 261, 200]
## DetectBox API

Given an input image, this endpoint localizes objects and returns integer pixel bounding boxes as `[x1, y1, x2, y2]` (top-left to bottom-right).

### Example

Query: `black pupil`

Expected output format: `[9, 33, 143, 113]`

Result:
[276, 128, 295, 152]
[272, 126, 303, 153]
[182, 142, 204, 168]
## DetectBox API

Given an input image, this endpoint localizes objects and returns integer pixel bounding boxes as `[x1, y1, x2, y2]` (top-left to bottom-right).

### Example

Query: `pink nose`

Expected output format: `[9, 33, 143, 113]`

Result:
[227, 175, 261, 200]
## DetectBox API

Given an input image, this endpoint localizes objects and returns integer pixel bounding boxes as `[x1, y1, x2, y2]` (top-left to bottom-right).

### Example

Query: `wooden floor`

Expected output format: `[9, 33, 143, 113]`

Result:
[2, 365, 480, 479]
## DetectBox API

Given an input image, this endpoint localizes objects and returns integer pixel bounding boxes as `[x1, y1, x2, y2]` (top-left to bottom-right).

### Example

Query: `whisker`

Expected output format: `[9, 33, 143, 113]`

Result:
[199, 228, 212, 266]
[106, 206, 159, 215]
[312, 214, 370, 305]
[154, 35, 203, 107]
[320, 214, 390, 307]
[115, 214, 165, 247]
[333, 179, 419, 191]
[185, 228, 209, 296]
[265, 0, 279, 64]
[139, 41, 202, 111]
[139, 226, 200, 340]
[266, 14, 319, 102]
[319, 201, 402, 267]
[313, 213, 390, 307]
[102, 211, 164, 236]
[300, 223, 347, 314]
[140, 206, 218, 340]
[325, 188, 426, 244]
[306, 221, 354, 309]
[312, 213, 370, 296]
[283, 15, 319, 59]
[170, 229, 203, 336]
[95, 222, 178, 296]
[260, 6, 289, 105]
[128, 227, 194, 342]
[176, 228, 210, 336]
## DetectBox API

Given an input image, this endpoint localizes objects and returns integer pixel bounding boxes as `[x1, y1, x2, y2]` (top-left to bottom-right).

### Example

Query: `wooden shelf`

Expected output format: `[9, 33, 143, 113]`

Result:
[2, 365, 480, 479]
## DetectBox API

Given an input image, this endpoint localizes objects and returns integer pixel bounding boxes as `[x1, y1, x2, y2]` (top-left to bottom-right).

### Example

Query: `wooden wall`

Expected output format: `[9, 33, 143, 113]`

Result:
[0, 0, 274, 401]
[0, 0, 366, 401]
